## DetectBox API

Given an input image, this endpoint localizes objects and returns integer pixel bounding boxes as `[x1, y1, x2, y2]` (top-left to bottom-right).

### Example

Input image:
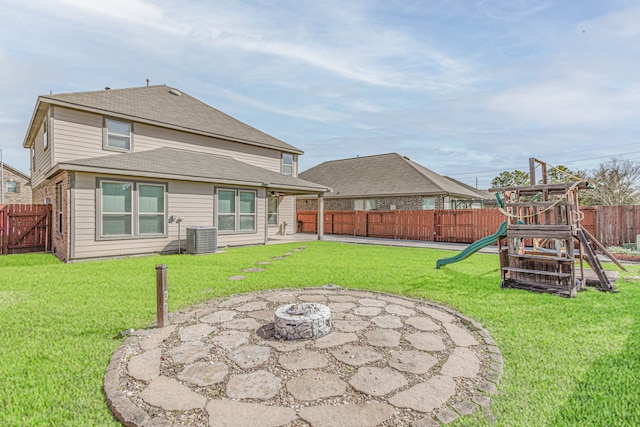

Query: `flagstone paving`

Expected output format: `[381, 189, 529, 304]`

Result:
[105, 287, 502, 426]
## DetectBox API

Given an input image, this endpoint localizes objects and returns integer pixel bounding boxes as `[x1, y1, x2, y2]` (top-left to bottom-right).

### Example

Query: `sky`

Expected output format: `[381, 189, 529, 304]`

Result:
[1, 0, 639, 188]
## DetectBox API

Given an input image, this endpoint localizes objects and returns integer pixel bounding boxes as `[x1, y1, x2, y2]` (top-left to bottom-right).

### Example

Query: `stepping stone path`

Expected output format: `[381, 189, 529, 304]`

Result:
[229, 247, 306, 280]
[105, 287, 503, 427]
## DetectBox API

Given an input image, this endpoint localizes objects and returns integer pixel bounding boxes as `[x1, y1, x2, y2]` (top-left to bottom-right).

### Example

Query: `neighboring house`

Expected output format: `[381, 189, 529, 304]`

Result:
[23, 85, 328, 262]
[1, 163, 32, 204]
[297, 153, 494, 211]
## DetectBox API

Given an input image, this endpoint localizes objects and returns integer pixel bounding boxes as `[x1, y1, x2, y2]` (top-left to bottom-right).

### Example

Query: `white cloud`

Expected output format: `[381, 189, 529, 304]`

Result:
[37, 0, 474, 91]
[475, 0, 551, 22]
[486, 82, 640, 126]
[53, 0, 188, 35]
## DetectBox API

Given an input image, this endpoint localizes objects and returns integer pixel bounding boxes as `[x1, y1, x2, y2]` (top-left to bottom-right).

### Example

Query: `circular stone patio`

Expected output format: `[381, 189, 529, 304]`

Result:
[104, 286, 502, 427]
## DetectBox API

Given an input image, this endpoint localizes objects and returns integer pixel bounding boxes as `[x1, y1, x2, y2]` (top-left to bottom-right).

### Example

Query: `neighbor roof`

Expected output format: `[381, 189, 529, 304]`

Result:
[299, 153, 492, 199]
[53, 147, 329, 194]
[1, 163, 30, 181]
[24, 85, 302, 154]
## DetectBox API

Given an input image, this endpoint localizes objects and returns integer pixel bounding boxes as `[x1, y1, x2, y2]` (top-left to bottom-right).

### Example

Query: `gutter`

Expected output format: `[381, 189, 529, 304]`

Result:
[53, 163, 330, 194]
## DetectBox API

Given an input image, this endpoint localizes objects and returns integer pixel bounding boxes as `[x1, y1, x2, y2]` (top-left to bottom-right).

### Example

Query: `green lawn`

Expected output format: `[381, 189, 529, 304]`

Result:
[1, 241, 639, 426]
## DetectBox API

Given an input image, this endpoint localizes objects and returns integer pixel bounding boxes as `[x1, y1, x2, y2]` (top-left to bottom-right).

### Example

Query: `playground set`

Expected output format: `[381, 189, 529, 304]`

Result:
[437, 158, 624, 297]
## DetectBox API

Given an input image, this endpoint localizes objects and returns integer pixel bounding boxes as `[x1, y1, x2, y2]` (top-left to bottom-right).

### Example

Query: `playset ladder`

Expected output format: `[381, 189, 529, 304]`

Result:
[576, 228, 616, 292]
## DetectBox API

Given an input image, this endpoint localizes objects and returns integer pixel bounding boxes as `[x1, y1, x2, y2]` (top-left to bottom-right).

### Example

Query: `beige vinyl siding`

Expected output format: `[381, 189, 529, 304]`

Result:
[292, 155, 298, 178]
[165, 180, 215, 252]
[51, 107, 282, 172]
[52, 107, 104, 164]
[134, 124, 281, 172]
[279, 196, 296, 234]
[71, 172, 267, 260]
[31, 115, 53, 189]
[267, 195, 295, 237]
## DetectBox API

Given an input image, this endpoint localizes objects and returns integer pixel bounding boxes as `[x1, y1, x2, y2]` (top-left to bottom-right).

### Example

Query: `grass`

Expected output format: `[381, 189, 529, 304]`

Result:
[0, 241, 639, 426]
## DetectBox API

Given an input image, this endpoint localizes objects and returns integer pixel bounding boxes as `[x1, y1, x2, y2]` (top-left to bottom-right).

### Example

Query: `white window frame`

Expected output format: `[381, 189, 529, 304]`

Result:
[267, 196, 278, 226]
[421, 196, 436, 210]
[103, 118, 133, 152]
[238, 190, 256, 231]
[217, 189, 236, 232]
[354, 199, 376, 211]
[97, 179, 167, 240]
[282, 153, 294, 176]
[138, 183, 166, 235]
[216, 188, 257, 234]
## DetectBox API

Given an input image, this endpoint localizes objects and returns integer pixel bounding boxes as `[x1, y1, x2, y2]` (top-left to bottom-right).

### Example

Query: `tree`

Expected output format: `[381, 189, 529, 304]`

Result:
[490, 170, 530, 188]
[547, 165, 585, 183]
[581, 158, 640, 206]
[491, 164, 583, 188]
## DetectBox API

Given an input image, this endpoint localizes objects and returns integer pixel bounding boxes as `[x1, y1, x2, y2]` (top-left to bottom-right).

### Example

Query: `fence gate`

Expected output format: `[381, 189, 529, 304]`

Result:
[0, 204, 52, 255]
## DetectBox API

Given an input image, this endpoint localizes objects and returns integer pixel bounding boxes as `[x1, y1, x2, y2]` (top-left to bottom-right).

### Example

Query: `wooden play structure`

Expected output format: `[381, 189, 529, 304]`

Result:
[493, 158, 624, 297]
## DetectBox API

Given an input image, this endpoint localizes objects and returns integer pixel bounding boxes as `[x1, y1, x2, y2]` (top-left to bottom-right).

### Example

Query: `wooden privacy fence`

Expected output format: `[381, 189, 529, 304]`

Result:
[298, 209, 503, 243]
[581, 206, 640, 247]
[297, 205, 640, 247]
[0, 204, 52, 255]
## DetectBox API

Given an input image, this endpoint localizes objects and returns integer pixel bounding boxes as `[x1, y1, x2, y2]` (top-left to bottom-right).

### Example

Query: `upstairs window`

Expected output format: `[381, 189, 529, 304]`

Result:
[105, 119, 132, 151]
[43, 119, 48, 149]
[282, 153, 293, 176]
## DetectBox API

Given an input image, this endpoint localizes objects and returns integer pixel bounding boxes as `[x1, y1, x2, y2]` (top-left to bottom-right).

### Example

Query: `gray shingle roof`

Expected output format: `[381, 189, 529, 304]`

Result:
[1, 163, 30, 181]
[38, 85, 302, 153]
[58, 147, 328, 194]
[299, 153, 492, 199]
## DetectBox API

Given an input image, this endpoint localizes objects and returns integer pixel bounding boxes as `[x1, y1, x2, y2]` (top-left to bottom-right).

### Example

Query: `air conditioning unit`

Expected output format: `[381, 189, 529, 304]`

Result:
[186, 226, 217, 254]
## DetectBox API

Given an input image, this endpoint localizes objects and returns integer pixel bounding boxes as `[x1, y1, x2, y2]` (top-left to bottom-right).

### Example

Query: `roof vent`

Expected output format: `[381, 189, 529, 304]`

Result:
[105, 87, 111, 90]
[169, 88, 182, 96]
[403, 156, 411, 160]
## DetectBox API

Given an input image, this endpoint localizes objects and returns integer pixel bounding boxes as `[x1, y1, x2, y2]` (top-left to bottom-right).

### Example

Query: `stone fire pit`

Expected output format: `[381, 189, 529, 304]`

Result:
[105, 288, 504, 427]
[274, 302, 331, 340]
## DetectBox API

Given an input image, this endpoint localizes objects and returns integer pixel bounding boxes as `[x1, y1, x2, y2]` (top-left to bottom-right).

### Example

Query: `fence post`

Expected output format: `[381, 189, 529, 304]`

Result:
[156, 264, 168, 328]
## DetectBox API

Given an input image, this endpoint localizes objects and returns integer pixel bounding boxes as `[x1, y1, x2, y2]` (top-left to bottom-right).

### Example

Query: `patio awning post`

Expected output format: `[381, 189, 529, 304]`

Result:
[317, 193, 324, 240]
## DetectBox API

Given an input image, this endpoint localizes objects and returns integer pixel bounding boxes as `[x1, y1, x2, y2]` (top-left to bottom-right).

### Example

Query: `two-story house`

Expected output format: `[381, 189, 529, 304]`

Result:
[23, 85, 328, 262]
[1, 163, 32, 204]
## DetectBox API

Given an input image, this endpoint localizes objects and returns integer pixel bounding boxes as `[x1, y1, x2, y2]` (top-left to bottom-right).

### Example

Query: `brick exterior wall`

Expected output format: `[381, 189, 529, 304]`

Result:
[326, 198, 354, 210]
[297, 198, 318, 211]
[2, 166, 32, 204]
[32, 171, 70, 261]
